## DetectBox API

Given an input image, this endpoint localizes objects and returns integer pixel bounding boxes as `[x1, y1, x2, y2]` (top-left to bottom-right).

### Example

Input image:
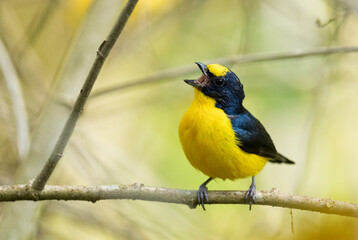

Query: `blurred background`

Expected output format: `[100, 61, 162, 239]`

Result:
[0, 0, 358, 239]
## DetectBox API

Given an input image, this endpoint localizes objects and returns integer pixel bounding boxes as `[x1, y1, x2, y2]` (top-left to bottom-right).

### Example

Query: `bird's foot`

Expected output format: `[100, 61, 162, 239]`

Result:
[198, 184, 209, 211]
[244, 178, 256, 211]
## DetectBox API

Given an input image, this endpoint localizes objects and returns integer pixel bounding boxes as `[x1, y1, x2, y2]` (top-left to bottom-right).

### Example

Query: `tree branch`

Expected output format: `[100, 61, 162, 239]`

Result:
[0, 36, 30, 160]
[1, 184, 357, 218]
[31, 0, 139, 191]
[91, 45, 358, 98]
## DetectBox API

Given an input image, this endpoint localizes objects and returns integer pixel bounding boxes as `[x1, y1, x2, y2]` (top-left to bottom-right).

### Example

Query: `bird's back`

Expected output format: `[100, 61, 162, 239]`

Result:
[229, 107, 294, 165]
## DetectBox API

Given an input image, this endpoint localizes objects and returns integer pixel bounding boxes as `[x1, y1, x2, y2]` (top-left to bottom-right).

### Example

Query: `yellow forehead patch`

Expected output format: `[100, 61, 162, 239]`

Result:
[207, 64, 229, 77]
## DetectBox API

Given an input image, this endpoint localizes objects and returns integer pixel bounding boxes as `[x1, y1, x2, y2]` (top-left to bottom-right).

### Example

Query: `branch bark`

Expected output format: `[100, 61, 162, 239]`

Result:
[91, 45, 358, 97]
[31, 0, 139, 191]
[1, 184, 357, 218]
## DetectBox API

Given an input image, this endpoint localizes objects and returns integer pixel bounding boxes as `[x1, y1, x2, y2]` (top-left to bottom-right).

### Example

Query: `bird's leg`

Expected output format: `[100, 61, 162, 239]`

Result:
[197, 177, 213, 210]
[244, 176, 256, 210]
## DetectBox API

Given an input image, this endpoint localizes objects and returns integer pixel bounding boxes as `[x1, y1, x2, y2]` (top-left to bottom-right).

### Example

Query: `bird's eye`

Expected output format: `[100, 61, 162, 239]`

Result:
[214, 78, 224, 87]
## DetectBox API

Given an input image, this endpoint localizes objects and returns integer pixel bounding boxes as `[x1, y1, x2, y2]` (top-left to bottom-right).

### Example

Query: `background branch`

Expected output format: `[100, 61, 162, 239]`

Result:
[91, 45, 358, 97]
[1, 184, 357, 218]
[0, 36, 30, 160]
[31, 0, 139, 191]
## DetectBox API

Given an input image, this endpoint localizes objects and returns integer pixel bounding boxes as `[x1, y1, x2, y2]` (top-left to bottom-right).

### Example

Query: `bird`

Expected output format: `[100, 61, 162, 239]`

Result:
[178, 62, 294, 210]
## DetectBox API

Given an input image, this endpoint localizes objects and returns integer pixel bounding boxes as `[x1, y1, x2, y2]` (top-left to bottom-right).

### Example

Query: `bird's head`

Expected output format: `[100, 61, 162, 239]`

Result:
[184, 62, 245, 109]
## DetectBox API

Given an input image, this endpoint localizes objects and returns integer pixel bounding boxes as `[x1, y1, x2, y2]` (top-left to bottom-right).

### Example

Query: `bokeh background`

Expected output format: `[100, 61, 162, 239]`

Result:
[0, 0, 358, 239]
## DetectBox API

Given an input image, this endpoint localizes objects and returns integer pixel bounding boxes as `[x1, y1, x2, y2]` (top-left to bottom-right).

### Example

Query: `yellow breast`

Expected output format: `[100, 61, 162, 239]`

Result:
[179, 89, 268, 180]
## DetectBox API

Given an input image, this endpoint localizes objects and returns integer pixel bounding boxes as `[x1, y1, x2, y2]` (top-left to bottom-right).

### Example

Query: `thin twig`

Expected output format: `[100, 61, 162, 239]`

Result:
[91, 45, 358, 98]
[31, 0, 139, 191]
[1, 184, 357, 218]
[0, 36, 30, 160]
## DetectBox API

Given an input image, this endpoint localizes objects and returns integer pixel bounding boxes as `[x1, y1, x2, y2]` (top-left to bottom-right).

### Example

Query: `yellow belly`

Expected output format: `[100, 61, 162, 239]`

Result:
[178, 89, 268, 180]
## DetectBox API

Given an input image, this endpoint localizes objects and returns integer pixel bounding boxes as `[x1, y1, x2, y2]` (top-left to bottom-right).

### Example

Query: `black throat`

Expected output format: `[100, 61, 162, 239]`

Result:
[215, 98, 244, 116]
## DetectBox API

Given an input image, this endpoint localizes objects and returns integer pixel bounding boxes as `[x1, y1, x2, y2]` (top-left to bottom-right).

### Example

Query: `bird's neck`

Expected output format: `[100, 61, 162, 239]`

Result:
[215, 97, 243, 115]
[193, 88, 243, 115]
[193, 88, 217, 107]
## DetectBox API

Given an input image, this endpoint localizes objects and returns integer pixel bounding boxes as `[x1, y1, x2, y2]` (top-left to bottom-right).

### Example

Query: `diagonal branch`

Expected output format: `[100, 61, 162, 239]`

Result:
[31, 0, 139, 191]
[91, 45, 358, 98]
[1, 184, 357, 218]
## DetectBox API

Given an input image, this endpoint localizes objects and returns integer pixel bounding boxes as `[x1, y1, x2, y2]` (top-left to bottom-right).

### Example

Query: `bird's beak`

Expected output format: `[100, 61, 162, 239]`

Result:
[195, 62, 209, 76]
[184, 62, 209, 88]
[184, 79, 200, 87]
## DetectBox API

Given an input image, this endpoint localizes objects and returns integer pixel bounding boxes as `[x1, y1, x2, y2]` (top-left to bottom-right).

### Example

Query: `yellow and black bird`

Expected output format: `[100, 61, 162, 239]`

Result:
[179, 62, 294, 210]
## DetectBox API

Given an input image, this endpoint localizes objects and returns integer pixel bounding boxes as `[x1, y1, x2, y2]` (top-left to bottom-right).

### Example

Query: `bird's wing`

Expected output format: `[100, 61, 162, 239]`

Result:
[228, 108, 294, 164]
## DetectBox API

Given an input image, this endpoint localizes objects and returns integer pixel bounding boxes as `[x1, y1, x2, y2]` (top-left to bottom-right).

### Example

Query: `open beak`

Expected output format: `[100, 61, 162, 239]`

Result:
[195, 62, 208, 76]
[184, 62, 209, 88]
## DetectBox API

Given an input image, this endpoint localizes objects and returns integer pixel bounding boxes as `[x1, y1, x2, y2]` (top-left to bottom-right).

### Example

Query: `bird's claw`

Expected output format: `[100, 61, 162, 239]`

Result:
[198, 184, 209, 210]
[244, 181, 256, 211]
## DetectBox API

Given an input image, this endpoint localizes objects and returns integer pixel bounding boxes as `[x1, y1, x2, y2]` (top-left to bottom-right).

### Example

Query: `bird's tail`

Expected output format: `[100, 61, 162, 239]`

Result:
[269, 153, 295, 164]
